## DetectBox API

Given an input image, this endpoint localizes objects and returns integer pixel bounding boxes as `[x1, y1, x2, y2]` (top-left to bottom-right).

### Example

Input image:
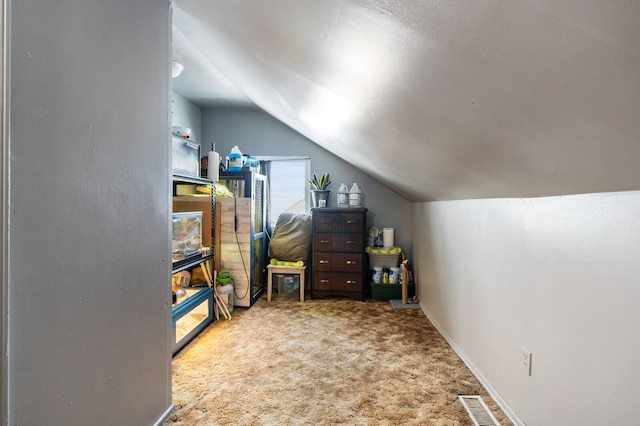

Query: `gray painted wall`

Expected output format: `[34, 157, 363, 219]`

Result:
[1, 2, 6, 422]
[8, 1, 173, 424]
[413, 192, 640, 425]
[172, 91, 202, 146]
[200, 107, 413, 255]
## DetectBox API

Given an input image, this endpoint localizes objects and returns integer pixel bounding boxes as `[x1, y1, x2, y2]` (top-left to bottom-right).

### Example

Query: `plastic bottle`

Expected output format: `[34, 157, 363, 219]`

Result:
[228, 146, 243, 172]
[217, 283, 234, 314]
[348, 183, 362, 207]
[337, 183, 349, 207]
[372, 266, 383, 284]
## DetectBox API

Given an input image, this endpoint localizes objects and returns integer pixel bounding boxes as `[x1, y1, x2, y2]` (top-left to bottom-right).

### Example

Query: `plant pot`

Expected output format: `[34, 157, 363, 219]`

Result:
[310, 190, 330, 208]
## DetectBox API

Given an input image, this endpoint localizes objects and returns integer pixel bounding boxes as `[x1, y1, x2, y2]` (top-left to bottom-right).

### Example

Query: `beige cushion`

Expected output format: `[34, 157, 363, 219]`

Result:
[268, 213, 312, 262]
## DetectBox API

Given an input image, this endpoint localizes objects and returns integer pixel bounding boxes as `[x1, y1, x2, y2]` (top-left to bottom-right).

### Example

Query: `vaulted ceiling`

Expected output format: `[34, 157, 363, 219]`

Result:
[172, 0, 640, 202]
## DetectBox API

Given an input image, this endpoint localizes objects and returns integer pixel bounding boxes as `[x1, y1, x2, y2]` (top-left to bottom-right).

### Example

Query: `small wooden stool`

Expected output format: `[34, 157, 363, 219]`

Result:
[267, 264, 306, 302]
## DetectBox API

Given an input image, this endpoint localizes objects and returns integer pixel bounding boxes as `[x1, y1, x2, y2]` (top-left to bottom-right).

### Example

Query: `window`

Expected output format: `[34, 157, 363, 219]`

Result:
[259, 158, 309, 230]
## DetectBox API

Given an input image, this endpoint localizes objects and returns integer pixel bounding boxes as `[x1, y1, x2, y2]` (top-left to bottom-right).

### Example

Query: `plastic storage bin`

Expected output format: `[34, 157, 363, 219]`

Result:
[276, 274, 300, 299]
[172, 136, 200, 177]
[368, 253, 400, 269]
[172, 211, 203, 262]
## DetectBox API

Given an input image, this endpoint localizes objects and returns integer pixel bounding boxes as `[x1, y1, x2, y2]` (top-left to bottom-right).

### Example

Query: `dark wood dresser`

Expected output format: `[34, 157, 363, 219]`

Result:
[311, 207, 367, 301]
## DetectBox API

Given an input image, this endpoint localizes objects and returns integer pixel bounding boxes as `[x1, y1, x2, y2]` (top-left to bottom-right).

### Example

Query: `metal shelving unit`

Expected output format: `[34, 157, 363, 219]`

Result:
[171, 173, 215, 355]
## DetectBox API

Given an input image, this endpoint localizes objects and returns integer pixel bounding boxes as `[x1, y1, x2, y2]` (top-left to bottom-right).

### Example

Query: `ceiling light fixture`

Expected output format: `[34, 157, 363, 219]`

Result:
[171, 61, 184, 78]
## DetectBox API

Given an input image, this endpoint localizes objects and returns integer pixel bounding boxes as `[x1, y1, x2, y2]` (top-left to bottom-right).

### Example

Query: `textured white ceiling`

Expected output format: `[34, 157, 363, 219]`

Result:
[172, 0, 640, 202]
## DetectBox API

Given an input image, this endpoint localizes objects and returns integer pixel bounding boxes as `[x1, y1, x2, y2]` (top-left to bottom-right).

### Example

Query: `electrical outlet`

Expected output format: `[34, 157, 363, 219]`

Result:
[521, 347, 532, 376]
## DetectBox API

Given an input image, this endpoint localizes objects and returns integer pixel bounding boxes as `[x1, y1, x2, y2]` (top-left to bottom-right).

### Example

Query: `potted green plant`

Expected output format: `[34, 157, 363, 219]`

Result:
[309, 173, 331, 208]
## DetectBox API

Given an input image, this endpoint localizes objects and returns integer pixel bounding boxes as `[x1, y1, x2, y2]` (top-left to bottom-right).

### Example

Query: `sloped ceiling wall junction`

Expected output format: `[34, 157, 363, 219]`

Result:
[172, 0, 640, 202]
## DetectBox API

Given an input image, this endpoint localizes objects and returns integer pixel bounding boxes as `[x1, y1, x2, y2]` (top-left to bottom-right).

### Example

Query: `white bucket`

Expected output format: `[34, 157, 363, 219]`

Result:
[217, 284, 234, 314]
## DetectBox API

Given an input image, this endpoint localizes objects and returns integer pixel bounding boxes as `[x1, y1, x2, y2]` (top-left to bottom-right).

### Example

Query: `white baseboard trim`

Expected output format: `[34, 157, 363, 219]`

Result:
[419, 303, 524, 426]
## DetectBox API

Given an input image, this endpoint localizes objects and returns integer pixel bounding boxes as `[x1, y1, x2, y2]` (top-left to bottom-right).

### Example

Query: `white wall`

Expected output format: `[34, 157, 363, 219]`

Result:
[8, 1, 173, 424]
[413, 191, 640, 425]
[201, 107, 413, 254]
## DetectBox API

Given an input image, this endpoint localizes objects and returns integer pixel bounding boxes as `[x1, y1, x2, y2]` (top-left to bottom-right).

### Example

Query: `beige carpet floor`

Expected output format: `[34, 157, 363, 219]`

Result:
[167, 297, 512, 426]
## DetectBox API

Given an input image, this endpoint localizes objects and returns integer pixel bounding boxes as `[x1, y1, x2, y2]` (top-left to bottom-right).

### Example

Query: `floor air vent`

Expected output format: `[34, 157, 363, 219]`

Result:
[458, 395, 500, 426]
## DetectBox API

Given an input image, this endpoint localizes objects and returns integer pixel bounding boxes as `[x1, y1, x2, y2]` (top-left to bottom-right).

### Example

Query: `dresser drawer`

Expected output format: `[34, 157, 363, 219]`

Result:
[339, 233, 363, 252]
[313, 253, 362, 272]
[313, 233, 363, 252]
[313, 214, 334, 232]
[313, 212, 364, 232]
[314, 272, 362, 291]
[339, 213, 364, 232]
[313, 233, 334, 251]
[340, 253, 362, 272]
[313, 252, 335, 272]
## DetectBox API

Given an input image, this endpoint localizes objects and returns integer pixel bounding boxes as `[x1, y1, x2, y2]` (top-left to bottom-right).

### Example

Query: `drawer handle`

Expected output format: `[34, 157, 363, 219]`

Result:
[320, 239, 330, 244]
[346, 280, 357, 285]
[346, 240, 357, 245]
[346, 220, 356, 224]
[320, 279, 329, 283]
[321, 219, 330, 224]
[319, 260, 330, 264]
[346, 260, 357, 265]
